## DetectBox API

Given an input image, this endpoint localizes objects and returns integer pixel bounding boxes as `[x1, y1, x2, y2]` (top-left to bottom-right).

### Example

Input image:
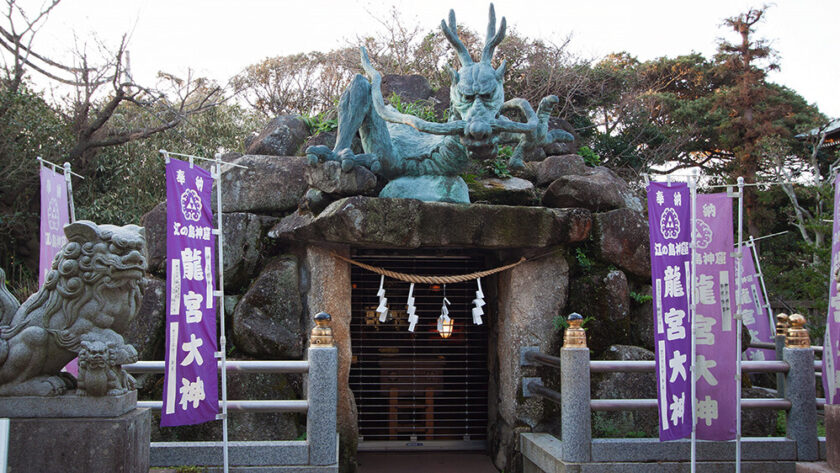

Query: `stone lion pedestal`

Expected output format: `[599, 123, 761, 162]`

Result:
[0, 391, 150, 473]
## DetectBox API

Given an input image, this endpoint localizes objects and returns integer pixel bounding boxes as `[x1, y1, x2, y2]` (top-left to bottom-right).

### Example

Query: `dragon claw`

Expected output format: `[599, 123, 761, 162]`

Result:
[305, 145, 333, 166]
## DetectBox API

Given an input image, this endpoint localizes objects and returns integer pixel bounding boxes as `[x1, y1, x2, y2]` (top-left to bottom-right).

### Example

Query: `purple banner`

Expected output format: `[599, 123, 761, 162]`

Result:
[161, 158, 219, 426]
[693, 193, 737, 440]
[39, 166, 69, 286]
[737, 244, 774, 361]
[823, 174, 840, 404]
[648, 182, 692, 441]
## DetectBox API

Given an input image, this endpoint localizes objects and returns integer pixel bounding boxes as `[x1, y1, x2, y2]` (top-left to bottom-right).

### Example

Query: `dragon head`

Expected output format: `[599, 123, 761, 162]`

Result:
[442, 4, 507, 157]
[361, 4, 544, 162]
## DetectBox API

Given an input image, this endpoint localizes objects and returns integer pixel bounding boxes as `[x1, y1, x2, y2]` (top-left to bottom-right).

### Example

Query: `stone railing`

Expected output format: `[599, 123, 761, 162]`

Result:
[125, 312, 339, 472]
[519, 313, 821, 473]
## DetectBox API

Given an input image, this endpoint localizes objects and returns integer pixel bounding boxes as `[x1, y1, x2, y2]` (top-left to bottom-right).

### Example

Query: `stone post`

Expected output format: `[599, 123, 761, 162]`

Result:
[561, 313, 591, 463]
[307, 312, 338, 466]
[783, 314, 817, 461]
[775, 313, 788, 397]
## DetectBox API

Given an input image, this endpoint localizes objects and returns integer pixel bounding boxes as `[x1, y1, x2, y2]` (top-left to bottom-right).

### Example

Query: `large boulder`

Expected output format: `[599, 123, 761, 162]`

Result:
[496, 253, 569, 471]
[305, 160, 377, 197]
[382, 74, 433, 104]
[269, 196, 592, 249]
[543, 117, 579, 156]
[591, 345, 658, 438]
[140, 202, 167, 276]
[432, 86, 450, 120]
[140, 203, 278, 289]
[299, 131, 363, 157]
[568, 268, 631, 355]
[534, 154, 588, 186]
[215, 155, 308, 214]
[593, 207, 651, 278]
[246, 115, 309, 156]
[627, 284, 655, 350]
[223, 213, 279, 293]
[742, 387, 780, 436]
[468, 177, 538, 206]
[124, 276, 166, 361]
[542, 166, 643, 212]
[232, 256, 304, 359]
[152, 369, 303, 442]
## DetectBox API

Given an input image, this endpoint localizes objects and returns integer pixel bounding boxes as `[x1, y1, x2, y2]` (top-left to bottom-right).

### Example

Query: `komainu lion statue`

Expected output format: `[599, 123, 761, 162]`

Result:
[0, 221, 146, 396]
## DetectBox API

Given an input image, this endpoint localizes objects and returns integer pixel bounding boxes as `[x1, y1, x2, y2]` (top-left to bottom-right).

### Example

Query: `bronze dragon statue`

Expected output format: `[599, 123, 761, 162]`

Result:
[306, 4, 573, 203]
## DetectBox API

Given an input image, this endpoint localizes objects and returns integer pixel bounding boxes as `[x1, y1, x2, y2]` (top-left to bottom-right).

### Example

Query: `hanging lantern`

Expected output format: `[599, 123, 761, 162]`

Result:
[437, 295, 452, 339]
[438, 317, 454, 339]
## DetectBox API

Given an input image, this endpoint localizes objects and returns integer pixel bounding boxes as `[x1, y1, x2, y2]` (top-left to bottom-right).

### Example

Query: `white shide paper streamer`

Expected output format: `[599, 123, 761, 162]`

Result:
[472, 277, 485, 325]
[376, 275, 389, 322]
[406, 283, 418, 332]
[437, 297, 451, 332]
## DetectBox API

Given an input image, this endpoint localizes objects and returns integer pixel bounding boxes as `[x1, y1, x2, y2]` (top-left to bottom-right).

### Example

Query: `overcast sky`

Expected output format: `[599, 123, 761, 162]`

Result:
[17, 0, 840, 118]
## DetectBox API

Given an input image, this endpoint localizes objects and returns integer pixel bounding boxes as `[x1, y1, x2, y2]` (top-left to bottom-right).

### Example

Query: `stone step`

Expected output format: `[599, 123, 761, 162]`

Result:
[797, 462, 840, 473]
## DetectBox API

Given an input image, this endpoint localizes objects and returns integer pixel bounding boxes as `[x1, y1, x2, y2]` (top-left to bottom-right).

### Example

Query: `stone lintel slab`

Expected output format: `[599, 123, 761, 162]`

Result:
[269, 196, 591, 249]
[0, 389, 137, 417]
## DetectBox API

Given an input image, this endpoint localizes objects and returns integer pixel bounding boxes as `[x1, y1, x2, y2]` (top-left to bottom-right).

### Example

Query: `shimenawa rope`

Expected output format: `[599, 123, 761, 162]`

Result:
[330, 252, 528, 284]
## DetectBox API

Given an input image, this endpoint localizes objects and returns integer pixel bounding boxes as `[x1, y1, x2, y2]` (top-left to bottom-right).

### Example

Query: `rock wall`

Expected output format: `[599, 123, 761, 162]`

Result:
[492, 253, 568, 472]
[134, 97, 783, 472]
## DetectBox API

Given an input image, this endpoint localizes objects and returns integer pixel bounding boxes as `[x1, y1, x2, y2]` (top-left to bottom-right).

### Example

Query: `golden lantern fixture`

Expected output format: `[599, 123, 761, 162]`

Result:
[563, 312, 587, 348]
[785, 313, 810, 349]
[310, 312, 335, 347]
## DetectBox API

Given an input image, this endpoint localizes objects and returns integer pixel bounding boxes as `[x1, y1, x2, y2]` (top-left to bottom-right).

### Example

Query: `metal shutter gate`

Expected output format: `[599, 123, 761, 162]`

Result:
[350, 251, 489, 451]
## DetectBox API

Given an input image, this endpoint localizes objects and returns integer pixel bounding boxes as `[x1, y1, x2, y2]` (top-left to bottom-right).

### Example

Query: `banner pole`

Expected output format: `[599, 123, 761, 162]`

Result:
[689, 169, 698, 473]
[735, 177, 744, 473]
[214, 153, 230, 473]
[748, 236, 776, 334]
[63, 162, 76, 223]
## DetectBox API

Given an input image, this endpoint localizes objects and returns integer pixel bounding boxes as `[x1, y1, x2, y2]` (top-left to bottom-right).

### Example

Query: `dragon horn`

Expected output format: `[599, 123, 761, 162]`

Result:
[440, 9, 473, 67]
[481, 4, 507, 64]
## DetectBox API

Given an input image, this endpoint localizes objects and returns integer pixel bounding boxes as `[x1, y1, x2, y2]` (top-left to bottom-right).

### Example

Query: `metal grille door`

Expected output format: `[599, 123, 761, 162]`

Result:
[350, 252, 489, 450]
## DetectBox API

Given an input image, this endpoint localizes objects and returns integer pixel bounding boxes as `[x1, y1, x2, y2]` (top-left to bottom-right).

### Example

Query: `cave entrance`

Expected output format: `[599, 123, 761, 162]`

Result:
[349, 250, 491, 451]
